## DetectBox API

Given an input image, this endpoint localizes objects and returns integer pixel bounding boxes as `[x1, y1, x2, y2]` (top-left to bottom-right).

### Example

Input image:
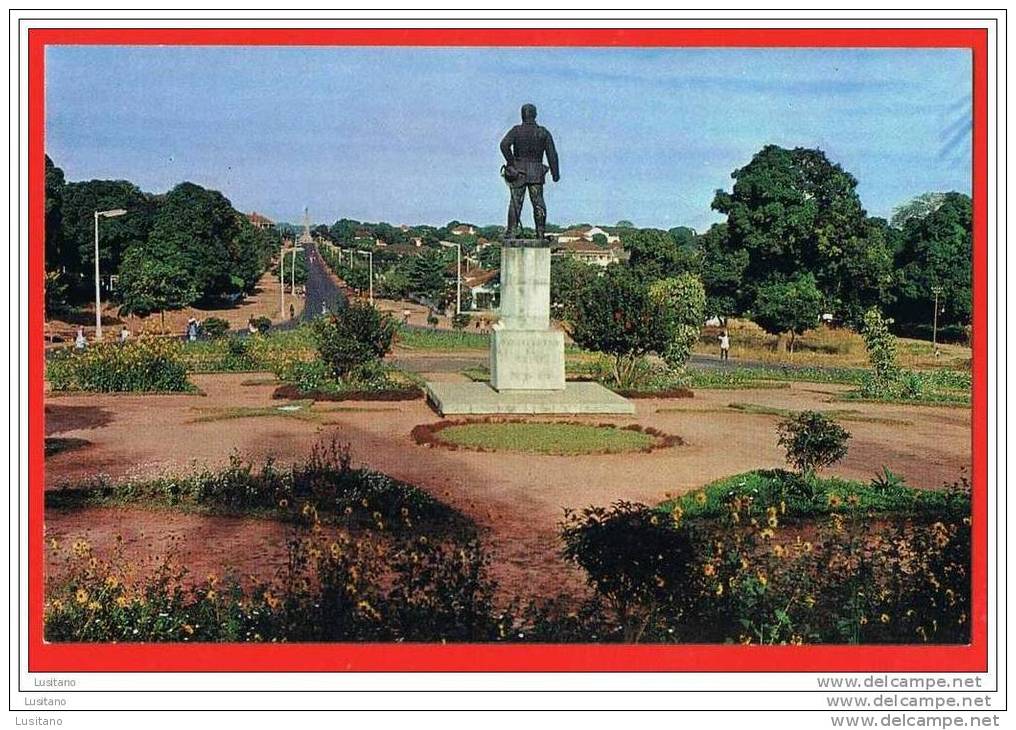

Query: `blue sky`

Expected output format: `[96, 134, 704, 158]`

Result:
[45, 46, 971, 230]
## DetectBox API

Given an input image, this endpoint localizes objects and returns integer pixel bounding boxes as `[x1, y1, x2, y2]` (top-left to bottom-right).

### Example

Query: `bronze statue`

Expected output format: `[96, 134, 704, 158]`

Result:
[500, 103, 560, 240]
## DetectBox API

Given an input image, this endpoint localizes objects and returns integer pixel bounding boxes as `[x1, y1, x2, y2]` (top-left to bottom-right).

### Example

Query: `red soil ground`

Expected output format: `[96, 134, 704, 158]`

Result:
[44, 372, 971, 604]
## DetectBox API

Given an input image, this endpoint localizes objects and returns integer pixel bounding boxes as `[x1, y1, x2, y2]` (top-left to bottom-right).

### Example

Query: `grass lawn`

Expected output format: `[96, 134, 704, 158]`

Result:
[658, 469, 970, 522]
[420, 421, 668, 455]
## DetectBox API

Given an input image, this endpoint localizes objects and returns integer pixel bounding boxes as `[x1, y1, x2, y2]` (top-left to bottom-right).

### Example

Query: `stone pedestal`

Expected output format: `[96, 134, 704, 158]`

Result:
[423, 237, 633, 416]
[490, 241, 565, 391]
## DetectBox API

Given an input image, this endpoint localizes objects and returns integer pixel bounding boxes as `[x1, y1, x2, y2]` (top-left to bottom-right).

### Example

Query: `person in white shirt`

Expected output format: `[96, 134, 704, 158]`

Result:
[74, 327, 87, 350]
[119, 325, 130, 344]
[719, 330, 731, 361]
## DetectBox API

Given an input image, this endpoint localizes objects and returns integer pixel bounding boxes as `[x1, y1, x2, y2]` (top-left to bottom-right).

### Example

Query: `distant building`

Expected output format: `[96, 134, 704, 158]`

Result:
[450, 224, 476, 236]
[551, 225, 620, 246]
[247, 211, 274, 230]
[463, 268, 500, 310]
[552, 238, 625, 267]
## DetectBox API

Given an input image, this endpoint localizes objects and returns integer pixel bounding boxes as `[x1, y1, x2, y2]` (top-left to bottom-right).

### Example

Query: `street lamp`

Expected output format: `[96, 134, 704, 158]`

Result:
[438, 240, 462, 315]
[93, 208, 127, 340]
[356, 249, 374, 305]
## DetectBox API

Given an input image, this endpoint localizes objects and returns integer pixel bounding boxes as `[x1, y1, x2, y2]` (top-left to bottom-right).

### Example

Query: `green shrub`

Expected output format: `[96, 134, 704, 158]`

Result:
[312, 302, 397, 380]
[776, 411, 850, 475]
[451, 312, 472, 330]
[251, 316, 272, 334]
[200, 317, 230, 340]
[561, 501, 701, 642]
[47, 337, 191, 392]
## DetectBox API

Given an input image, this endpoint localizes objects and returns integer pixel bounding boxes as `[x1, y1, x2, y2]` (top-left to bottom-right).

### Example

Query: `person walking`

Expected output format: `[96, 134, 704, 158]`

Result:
[119, 325, 130, 344]
[74, 327, 87, 350]
[719, 329, 731, 361]
[187, 318, 198, 342]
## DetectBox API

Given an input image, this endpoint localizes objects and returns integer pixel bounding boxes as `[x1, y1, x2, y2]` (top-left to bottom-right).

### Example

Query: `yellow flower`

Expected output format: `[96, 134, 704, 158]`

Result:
[75, 588, 89, 605]
[766, 506, 778, 519]
[278, 498, 289, 509]
[790, 635, 804, 646]
[329, 542, 341, 558]
[847, 494, 860, 507]
[738, 634, 753, 645]
[116, 596, 129, 608]
[779, 500, 786, 515]
[714, 583, 724, 596]
[859, 616, 868, 626]
[756, 572, 768, 587]
[760, 528, 775, 540]
[767, 516, 778, 529]
[828, 493, 842, 508]
[671, 506, 683, 523]
[650, 515, 660, 526]
[803, 595, 816, 609]
[87, 601, 101, 611]
[206, 590, 217, 601]
[802, 541, 814, 554]
[263, 591, 281, 610]
[880, 613, 891, 624]
[694, 492, 707, 506]
[105, 575, 119, 589]
[181, 624, 195, 635]
[772, 544, 786, 558]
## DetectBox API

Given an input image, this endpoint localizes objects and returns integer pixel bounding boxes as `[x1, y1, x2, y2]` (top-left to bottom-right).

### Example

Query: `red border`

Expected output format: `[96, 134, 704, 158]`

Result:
[28, 27, 989, 673]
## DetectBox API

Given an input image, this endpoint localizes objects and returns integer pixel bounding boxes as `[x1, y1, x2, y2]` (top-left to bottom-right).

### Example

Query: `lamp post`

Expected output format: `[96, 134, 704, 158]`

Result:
[931, 285, 944, 354]
[356, 249, 373, 305]
[439, 240, 462, 315]
[280, 244, 303, 317]
[93, 208, 127, 340]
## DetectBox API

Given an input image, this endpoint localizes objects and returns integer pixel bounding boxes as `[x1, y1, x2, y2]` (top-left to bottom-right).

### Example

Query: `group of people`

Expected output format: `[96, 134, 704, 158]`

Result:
[73, 324, 130, 350]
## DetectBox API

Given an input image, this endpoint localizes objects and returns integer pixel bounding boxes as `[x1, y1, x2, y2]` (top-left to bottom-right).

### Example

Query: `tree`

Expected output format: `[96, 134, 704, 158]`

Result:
[146, 182, 241, 301]
[649, 273, 706, 369]
[776, 411, 850, 476]
[891, 192, 972, 329]
[406, 249, 448, 305]
[569, 266, 672, 388]
[622, 228, 698, 282]
[615, 220, 635, 228]
[550, 256, 598, 321]
[697, 222, 747, 322]
[59, 178, 155, 286]
[231, 220, 279, 294]
[328, 218, 361, 244]
[891, 192, 948, 230]
[311, 301, 397, 381]
[116, 242, 197, 330]
[44, 156, 65, 273]
[751, 274, 823, 352]
[668, 226, 697, 248]
[712, 145, 890, 321]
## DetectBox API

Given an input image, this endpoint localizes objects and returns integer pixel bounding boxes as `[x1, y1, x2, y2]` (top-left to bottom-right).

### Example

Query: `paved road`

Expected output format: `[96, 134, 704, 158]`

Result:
[274, 246, 347, 330]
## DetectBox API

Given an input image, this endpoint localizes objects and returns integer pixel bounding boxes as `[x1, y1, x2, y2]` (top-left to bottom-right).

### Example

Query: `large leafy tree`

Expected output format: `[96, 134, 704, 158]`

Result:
[622, 227, 698, 282]
[697, 222, 747, 322]
[44, 156, 66, 271]
[569, 265, 673, 387]
[649, 272, 706, 369]
[750, 274, 823, 352]
[891, 192, 972, 328]
[146, 182, 241, 301]
[890, 192, 948, 230]
[406, 249, 448, 306]
[550, 255, 598, 321]
[59, 178, 155, 282]
[116, 241, 197, 329]
[712, 145, 891, 323]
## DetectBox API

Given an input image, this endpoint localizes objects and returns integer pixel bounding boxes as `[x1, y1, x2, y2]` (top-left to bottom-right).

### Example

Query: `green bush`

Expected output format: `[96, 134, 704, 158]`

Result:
[200, 317, 230, 340]
[47, 338, 191, 392]
[776, 411, 850, 475]
[561, 501, 701, 642]
[312, 302, 397, 380]
[251, 316, 272, 334]
[451, 312, 472, 330]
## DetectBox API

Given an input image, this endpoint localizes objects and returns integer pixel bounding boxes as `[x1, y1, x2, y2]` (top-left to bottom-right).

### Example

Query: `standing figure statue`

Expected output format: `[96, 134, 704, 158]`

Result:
[500, 103, 560, 240]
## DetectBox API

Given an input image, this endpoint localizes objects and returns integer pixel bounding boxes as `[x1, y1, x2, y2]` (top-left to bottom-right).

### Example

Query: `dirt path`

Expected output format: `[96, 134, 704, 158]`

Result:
[44, 373, 971, 603]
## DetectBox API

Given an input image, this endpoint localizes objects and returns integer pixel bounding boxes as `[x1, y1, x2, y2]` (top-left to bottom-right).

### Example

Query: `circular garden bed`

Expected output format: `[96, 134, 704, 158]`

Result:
[412, 418, 682, 455]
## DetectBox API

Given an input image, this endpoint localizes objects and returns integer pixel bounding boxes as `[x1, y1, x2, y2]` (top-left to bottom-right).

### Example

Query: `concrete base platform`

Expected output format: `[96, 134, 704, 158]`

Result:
[424, 381, 635, 416]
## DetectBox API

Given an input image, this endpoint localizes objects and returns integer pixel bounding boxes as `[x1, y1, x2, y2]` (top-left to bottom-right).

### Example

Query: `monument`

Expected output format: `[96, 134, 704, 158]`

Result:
[425, 105, 634, 415]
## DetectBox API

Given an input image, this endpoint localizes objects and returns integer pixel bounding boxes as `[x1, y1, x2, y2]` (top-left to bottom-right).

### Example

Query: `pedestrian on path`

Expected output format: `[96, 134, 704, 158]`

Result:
[119, 325, 130, 344]
[74, 327, 87, 350]
[719, 330, 731, 361]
